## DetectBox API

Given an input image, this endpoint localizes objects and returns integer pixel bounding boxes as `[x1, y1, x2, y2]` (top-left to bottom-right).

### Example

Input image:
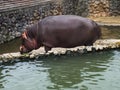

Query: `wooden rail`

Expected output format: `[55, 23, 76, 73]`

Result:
[0, 0, 49, 11]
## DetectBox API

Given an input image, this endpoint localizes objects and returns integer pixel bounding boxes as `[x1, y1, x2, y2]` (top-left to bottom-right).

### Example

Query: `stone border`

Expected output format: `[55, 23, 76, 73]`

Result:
[0, 39, 120, 65]
[97, 22, 120, 26]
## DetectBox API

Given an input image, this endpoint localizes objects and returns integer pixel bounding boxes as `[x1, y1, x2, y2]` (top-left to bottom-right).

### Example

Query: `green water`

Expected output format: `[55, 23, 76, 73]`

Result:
[0, 38, 20, 54]
[0, 50, 120, 90]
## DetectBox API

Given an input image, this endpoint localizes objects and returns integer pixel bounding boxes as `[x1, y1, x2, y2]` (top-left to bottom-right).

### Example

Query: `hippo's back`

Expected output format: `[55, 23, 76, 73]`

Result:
[41, 15, 93, 29]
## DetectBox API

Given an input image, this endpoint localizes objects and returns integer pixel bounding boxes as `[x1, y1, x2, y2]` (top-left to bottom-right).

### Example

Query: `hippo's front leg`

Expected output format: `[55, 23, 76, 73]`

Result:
[42, 42, 53, 53]
[44, 46, 51, 53]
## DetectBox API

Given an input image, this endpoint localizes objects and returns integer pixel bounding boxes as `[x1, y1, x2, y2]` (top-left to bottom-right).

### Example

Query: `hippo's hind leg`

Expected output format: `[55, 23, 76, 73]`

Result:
[84, 37, 97, 46]
[84, 41, 93, 46]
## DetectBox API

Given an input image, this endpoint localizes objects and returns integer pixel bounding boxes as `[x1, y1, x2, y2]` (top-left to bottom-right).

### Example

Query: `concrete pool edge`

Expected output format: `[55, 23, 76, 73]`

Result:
[0, 39, 120, 64]
[98, 23, 120, 27]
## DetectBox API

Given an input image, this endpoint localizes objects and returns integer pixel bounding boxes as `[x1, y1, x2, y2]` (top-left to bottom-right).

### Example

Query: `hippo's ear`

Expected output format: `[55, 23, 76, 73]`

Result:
[22, 32, 27, 39]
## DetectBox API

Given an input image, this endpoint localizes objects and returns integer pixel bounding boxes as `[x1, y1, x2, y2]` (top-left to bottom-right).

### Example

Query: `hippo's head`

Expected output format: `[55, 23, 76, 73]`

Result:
[20, 31, 38, 54]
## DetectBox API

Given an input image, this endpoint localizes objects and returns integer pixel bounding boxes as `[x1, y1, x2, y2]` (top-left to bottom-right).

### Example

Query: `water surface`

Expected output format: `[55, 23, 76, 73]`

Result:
[0, 50, 120, 90]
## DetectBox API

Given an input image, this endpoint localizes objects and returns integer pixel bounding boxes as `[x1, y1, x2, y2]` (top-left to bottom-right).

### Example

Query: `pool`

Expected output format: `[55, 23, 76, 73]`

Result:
[0, 50, 120, 90]
[0, 26, 120, 54]
[0, 25, 120, 90]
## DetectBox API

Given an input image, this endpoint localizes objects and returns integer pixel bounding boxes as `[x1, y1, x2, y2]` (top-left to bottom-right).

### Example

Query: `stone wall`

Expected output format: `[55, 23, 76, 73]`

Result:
[62, 0, 120, 17]
[89, 0, 110, 17]
[109, 0, 120, 16]
[0, 0, 120, 44]
[88, 0, 120, 17]
[62, 0, 89, 17]
[0, 0, 62, 44]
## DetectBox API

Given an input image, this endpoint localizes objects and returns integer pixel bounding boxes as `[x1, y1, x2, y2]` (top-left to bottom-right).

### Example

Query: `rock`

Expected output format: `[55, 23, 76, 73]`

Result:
[86, 46, 92, 51]
[30, 54, 35, 58]
[94, 1, 100, 5]
[15, 32, 21, 37]
[10, 52, 21, 58]
[0, 39, 120, 64]
[66, 50, 71, 55]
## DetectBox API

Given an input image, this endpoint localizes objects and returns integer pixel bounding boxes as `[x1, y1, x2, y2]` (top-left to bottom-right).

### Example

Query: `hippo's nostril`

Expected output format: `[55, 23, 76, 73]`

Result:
[20, 46, 24, 54]
[19, 45, 28, 54]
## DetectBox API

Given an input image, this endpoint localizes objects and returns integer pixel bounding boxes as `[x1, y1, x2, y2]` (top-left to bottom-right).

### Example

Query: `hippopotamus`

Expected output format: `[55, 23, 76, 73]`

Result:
[20, 15, 101, 54]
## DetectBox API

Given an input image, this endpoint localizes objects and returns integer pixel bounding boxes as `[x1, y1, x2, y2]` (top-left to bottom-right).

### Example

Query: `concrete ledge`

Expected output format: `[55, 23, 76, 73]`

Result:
[90, 16, 120, 26]
[98, 23, 120, 26]
[0, 39, 120, 64]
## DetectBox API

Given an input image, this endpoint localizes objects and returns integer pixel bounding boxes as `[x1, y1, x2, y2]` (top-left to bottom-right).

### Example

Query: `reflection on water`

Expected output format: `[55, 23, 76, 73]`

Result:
[0, 50, 120, 90]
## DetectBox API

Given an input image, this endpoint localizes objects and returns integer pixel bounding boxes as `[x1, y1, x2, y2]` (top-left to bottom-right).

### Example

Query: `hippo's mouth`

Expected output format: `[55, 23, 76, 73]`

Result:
[20, 46, 31, 54]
